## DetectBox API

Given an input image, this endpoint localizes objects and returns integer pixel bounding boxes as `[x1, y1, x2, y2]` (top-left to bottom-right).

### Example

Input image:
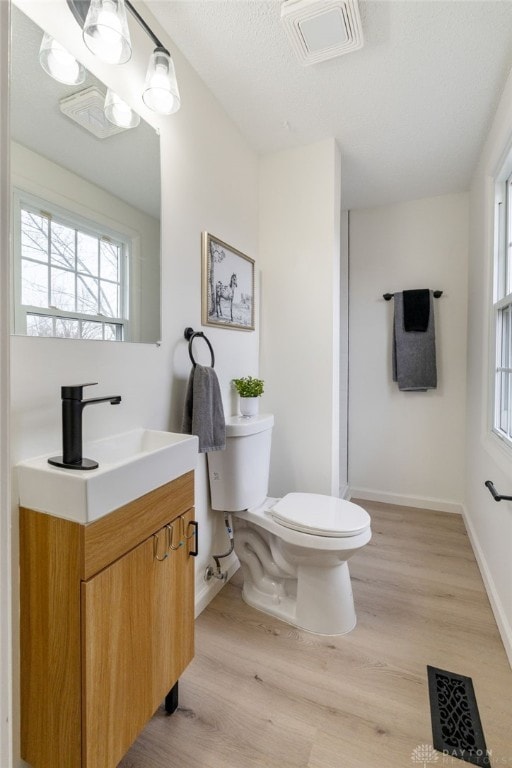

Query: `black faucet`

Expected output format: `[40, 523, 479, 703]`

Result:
[48, 383, 122, 470]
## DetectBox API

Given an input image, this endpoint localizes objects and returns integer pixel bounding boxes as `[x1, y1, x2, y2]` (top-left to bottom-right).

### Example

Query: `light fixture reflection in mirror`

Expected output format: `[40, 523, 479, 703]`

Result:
[10, 5, 161, 344]
[39, 32, 86, 85]
[104, 88, 140, 128]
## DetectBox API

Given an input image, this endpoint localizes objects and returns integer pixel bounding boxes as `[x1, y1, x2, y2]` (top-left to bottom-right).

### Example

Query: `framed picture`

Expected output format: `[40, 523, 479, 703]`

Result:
[201, 232, 255, 331]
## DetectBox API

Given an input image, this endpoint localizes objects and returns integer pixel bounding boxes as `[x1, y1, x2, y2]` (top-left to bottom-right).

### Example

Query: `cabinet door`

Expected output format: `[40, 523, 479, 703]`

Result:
[81, 511, 195, 768]
[152, 508, 195, 700]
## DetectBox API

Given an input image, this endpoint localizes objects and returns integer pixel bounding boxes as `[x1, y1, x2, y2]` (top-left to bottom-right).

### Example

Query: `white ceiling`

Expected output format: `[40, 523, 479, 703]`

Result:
[150, 0, 512, 210]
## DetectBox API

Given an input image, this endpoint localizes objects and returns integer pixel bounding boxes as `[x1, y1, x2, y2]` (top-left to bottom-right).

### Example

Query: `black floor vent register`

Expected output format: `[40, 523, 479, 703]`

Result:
[427, 666, 491, 766]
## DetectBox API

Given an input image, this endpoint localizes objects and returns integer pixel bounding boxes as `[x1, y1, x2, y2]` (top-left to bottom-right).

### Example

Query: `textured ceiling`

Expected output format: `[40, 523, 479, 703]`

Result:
[150, 0, 512, 209]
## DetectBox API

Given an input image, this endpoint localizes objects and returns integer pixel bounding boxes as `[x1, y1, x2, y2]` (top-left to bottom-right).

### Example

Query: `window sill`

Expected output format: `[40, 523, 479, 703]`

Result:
[482, 428, 512, 477]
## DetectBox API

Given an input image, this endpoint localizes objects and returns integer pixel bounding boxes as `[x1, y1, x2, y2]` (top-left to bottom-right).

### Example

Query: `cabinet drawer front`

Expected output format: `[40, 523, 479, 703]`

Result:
[82, 471, 194, 579]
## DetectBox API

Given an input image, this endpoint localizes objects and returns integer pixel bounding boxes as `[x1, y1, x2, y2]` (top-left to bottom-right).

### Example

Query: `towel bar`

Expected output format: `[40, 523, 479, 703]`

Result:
[184, 327, 215, 368]
[484, 480, 512, 502]
[383, 290, 443, 301]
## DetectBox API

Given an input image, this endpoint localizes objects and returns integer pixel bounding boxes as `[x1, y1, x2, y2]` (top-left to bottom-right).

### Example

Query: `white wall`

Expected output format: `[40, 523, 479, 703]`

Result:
[259, 139, 342, 497]
[0, 0, 12, 763]
[339, 210, 349, 496]
[465, 67, 512, 665]
[7, 2, 259, 764]
[349, 193, 468, 513]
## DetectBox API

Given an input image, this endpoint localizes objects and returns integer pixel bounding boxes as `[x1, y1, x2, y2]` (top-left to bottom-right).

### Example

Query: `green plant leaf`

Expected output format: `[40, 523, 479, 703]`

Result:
[232, 376, 264, 397]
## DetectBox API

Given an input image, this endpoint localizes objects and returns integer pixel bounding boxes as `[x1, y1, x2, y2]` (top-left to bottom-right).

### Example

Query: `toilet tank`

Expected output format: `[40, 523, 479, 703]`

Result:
[208, 414, 274, 511]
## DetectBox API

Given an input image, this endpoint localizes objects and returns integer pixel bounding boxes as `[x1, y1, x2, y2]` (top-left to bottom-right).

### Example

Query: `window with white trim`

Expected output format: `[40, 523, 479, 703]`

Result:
[13, 192, 129, 341]
[493, 173, 512, 445]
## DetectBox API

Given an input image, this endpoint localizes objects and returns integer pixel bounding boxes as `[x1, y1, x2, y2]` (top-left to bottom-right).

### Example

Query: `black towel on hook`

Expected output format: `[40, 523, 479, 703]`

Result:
[403, 289, 430, 332]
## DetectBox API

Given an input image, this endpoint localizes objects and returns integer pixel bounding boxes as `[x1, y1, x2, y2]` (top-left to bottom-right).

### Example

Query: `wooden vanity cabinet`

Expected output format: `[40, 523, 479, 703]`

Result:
[20, 471, 196, 768]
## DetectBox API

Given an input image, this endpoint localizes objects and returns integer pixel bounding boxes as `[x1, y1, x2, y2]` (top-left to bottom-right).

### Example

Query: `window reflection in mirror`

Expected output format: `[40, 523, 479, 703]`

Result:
[10, 5, 161, 343]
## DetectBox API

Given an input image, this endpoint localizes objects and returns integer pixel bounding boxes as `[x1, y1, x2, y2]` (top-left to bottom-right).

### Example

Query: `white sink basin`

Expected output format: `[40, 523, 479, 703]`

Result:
[17, 429, 199, 523]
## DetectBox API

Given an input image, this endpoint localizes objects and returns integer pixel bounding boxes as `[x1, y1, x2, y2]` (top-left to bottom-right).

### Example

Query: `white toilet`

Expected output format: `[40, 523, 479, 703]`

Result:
[207, 414, 371, 635]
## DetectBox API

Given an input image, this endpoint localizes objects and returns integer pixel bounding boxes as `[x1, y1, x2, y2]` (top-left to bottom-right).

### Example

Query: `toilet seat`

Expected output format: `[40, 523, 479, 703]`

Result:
[270, 493, 370, 538]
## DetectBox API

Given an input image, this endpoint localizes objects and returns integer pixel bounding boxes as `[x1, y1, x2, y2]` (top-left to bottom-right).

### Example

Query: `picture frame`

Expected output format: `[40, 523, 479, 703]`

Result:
[201, 232, 255, 331]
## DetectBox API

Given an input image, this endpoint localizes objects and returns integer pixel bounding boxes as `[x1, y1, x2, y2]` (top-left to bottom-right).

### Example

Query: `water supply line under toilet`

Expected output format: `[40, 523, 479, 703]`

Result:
[205, 512, 234, 582]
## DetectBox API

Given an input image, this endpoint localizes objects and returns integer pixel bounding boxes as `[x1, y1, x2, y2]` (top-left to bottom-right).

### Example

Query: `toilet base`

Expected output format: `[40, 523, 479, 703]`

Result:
[235, 519, 359, 635]
[296, 561, 357, 635]
[242, 568, 357, 636]
[241, 563, 357, 635]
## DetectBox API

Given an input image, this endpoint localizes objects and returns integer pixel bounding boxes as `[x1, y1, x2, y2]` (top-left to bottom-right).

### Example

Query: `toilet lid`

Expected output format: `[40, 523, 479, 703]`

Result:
[270, 493, 370, 537]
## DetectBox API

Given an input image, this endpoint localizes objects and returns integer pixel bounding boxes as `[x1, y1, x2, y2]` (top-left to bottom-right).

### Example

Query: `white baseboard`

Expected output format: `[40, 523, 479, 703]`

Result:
[461, 505, 512, 668]
[348, 487, 463, 515]
[194, 555, 240, 618]
[340, 483, 350, 500]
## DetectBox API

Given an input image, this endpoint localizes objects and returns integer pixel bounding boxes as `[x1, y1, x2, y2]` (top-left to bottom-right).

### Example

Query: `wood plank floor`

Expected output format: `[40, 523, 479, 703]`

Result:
[118, 502, 512, 768]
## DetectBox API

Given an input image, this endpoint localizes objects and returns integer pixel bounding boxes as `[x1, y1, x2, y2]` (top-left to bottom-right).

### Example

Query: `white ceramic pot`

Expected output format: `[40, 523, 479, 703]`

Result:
[239, 396, 259, 417]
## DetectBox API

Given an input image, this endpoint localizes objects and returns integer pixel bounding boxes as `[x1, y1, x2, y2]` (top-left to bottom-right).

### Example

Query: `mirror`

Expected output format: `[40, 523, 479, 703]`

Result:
[10, 5, 161, 343]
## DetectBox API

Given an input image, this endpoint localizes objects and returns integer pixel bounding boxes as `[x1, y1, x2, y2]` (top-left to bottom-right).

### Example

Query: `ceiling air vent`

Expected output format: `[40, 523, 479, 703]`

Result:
[281, 0, 364, 66]
[59, 86, 128, 139]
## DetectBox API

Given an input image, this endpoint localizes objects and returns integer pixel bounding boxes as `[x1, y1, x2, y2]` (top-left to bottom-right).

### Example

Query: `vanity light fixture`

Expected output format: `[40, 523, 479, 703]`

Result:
[67, 0, 181, 116]
[39, 32, 86, 85]
[104, 87, 140, 128]
[83, 0, 132, 64]
[142, 47, 180, 115]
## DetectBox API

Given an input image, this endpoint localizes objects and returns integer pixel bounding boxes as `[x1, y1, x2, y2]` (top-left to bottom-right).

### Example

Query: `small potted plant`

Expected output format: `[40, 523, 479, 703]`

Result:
[233, 376, 264, 417]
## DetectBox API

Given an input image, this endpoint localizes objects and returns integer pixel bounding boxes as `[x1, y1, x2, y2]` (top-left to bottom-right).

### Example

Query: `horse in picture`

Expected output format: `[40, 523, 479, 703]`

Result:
[215, 273, 237, 321]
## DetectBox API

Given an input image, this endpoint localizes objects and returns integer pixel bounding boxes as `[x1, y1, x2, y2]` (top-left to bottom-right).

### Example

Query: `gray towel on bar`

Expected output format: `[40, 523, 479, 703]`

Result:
[392, 290, 437, 391]
[182, 365, 226, 453]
